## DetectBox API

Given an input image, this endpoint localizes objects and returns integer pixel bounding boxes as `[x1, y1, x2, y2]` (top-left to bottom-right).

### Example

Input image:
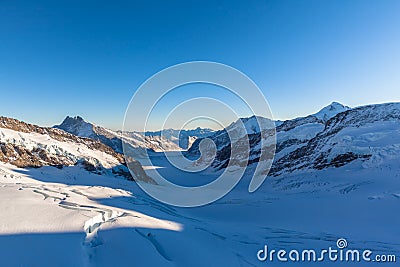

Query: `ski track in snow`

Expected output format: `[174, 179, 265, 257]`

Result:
[1, 156, 400, 266]
[134, 229, 172, 261]
[10, 181, 124, 266]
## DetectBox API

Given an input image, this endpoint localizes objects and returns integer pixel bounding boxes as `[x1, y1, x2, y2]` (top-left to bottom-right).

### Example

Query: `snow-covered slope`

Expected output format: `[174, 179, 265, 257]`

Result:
[271, 102, 400, 175]
[0, 162, 182, 266]
[311, 101, 350, 122]
[120, 130, 182, 152]
[187, 115, 276, 169]
[0, 116, 153, 183]
[1, 156, 399, 266]
[274, 102, 350, 159]
[187, 102, 400, 176]
[0, 102, 399, 266]
[55, 116, 181, 153]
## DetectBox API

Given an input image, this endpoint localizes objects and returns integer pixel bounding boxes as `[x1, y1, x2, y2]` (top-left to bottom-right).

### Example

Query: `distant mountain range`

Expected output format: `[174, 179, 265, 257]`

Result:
[1, 101, 398, 267]
[143, 128, 214, 149]
[54, 116, 181, 153]
[54, 116, 214, 152]
[1, 101, 399, 186]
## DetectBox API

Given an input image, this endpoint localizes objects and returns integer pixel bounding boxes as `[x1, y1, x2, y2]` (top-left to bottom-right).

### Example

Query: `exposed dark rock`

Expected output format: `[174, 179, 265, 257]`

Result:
[314, 152, 372, 170]
[276, 138, 305, 154]
[0, 116, 156, 184]
[276, 115, 320, 132]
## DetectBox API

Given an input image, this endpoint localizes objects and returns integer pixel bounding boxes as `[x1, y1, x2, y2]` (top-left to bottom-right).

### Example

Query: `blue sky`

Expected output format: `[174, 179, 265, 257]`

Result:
[1, 0, 399, 130]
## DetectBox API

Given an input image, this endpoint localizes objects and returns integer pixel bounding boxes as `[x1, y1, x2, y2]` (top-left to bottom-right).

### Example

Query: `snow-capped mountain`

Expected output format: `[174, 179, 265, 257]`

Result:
[270, 102, 400, 175]
[311, 101, 350, 122]
[54, 116, 181, 153]
[1, 103, 399, 267]
[0, 116, 153, 183]
[273, 102, 350, 162]
[186, 115, 276, 169]
[142, 127, 215, 149]
[187, 102, 400, 176]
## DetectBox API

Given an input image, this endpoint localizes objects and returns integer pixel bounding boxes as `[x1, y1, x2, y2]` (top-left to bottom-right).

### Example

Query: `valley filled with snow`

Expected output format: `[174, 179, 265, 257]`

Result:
[0, 102, 399, 266]
[1, 156, 399, 266]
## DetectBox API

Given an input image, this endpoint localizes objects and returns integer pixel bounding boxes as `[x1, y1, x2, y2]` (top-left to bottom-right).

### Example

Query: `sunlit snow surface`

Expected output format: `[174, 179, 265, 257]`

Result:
[0, 153, 399, 266]
[0, 103, 399, 266]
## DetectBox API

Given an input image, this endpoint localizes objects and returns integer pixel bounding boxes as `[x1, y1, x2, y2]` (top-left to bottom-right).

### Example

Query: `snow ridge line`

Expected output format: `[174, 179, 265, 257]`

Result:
[57, 200, 125, 267]
[82, 209, 125, 267]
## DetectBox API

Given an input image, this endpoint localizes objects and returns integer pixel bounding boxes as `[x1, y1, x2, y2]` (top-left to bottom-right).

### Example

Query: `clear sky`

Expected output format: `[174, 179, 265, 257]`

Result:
[1, 0, 399, 130]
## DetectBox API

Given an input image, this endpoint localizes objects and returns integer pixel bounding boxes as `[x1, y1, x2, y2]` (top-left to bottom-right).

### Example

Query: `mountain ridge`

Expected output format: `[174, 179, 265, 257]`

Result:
[54, 116, 182, 153]
[0, 116, 154, 184]
[187, 102, 400, 177]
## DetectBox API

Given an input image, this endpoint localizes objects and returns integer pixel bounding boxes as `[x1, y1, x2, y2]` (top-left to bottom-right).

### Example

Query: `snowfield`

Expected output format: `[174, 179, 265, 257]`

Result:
[0, 102, 399, 266]
[0, 154, 399, 266]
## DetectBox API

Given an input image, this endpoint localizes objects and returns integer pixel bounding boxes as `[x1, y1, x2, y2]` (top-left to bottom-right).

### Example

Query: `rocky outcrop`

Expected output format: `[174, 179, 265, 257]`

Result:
[0, 116, 155, 184]
[0, 142, 68, 168]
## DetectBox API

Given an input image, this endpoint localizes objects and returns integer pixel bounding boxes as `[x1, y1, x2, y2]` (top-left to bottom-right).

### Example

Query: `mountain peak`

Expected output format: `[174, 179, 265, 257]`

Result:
[64, 115, 87, 123]
[328, 101, 347, 109]
[313, 102, 351, 122]
[55, 115, 94, 137]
